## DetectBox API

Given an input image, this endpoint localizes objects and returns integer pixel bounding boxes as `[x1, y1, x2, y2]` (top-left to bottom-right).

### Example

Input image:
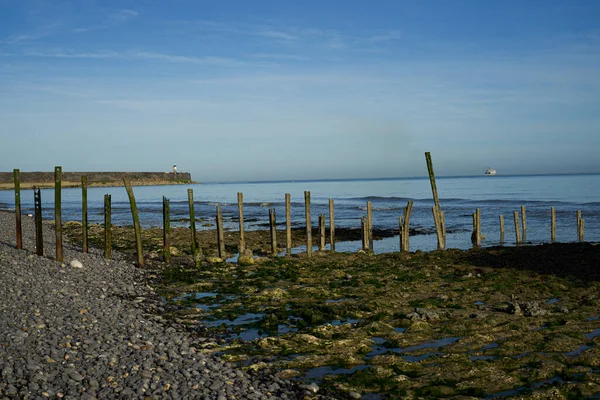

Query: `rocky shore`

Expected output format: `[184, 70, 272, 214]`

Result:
[0, 211, 322, 399]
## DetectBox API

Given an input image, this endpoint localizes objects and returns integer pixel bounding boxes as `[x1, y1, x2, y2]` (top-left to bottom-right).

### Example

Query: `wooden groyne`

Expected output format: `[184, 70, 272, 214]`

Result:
[0, 171, 193, 190]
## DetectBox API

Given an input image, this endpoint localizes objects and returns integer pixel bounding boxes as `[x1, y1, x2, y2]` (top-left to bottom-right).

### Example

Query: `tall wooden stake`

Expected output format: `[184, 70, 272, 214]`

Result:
[550, 207, 556, 243]
[81, 176, 88, 253]
[163, 196, 171, 263]
[217, 205, 225, 258]
[329, 199, 335, 252]
[237, 192, 245, 254]
[54, 166, 63, 262]
[123, 178, 144, 267]
[318, 214, 326, 251]
[304, 191, 312, 257]
[425, 152, 444, 249]
[104, 194, 112, 259]
[285, 193, 292, 255]
[34, 187, 43, 256]
[513, 211, 521, 245]
[13, 169, 22, 249]
[475, 208, 481, 247]
[367, 201, 373, 250]
[399, 201, 413, 252]
[521, 206, 527, 243]
[188, 189, 198, 256]
[269, 208, 277, 256]
[499, 214, 505, 245]
[361, 217, 368, 250]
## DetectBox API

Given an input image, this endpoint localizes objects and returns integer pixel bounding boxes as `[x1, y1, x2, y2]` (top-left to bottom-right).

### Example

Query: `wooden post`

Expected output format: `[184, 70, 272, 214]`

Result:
[471, 213, 478, 247]
[163, 196, 171, 263]
[499, 214, 505, 245]
[285, 193, 292, 255]
[425, 152, 440, 208]
[399, 215, 404, 251]
[513, 211, 521, 245]
[237, 192, 245, 254]
[217, 205, 225, 258]
[361, 217, 368, 250]
[54, 166, 63, 262]
[318, 214, 326, 251]
[34, 187, 43, 256]
[521, 206, 527, 243]
[123, 178, 144, 267]
[304, 191, 312, 257]
[576, 210, 580, 242]
[81, 176, 88, 253]
[104, 194, 112, 259]
[329, 199, 335, 252]
[400, 201, 413, 252]
[187, 189, 198, 256]
[13, 169, 22, 250]
[269, 208, 277, 256]
[425, 152, 444, 249]
[367, 201, 373, 250]
[580, 219, 585, 242]
[476, 208, 481, 247]
[550, 207, 556, 243]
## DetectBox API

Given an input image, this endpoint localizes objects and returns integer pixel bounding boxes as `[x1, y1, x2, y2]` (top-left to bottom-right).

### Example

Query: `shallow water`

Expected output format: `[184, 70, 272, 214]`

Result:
[2, 173, 599, 252]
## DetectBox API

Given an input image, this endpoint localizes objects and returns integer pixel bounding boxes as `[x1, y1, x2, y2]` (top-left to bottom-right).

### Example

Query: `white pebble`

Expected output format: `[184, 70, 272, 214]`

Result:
[70, 259, 83, 269]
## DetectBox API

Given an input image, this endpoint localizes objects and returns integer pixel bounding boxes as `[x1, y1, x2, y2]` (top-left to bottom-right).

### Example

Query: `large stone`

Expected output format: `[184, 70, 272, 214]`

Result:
[237, 255, 254, 266]
[70, 259, 83, 269]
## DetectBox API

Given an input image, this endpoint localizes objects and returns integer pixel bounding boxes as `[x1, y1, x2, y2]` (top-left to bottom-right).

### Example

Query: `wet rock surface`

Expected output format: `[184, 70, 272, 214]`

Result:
[0, 211, 317, 399]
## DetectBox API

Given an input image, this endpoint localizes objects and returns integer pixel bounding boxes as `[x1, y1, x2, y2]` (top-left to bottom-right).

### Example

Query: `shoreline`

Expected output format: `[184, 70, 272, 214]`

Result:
[0, 180, 198, 191]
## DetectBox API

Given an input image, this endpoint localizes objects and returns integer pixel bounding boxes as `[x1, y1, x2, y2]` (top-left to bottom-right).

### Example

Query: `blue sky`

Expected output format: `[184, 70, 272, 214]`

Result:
[1, 0, 599, 182]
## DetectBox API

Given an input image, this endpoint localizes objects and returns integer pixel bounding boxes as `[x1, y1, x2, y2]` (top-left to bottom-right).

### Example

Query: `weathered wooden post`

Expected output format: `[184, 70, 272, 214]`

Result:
[285, 193, 292, 255]
[237, 192, 245, 254]
[34, 187, 43, 256]
[269, 208, 277, 256]
[521, 206, 527, 243]
[329, 199, 335, 252]
[577, 210, 583, 242]
[13, 169, 22, 249]
[187, 189, 198, 257]
[367, 201, 373, 250]
[399, 201, 413, 251]
[217, 205, 225, 258]
[471, 213, 478, 248]
[550, 207, 556, 243]
[361, 217, 368, 250]
[580, 219, 585, 242]
[513, 211, 521, 245]
[54, 166, 63, 262]
[425, 152, 444, 249]
[476, 208, 481, 247]
[123, 178, 144, 267]
[304, 191, 312, 257]
[163, 196, 171, 263]
[104, 194, 112, 259]
[81, 176, 88, 253]
[318, 214, 326, 251]
[499, 214, 505, 245]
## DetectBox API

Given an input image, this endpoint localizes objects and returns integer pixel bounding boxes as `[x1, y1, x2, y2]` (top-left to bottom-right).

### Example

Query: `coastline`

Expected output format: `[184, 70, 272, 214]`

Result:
[0, 180, 198, 191]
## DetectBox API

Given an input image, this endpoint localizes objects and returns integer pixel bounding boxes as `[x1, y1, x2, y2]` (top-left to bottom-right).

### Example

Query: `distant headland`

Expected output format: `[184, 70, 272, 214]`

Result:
[0, 171, 194, 190]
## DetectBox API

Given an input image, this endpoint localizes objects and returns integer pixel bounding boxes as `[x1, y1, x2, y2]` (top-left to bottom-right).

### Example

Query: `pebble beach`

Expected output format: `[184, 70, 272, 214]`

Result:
[0, 211, 315, 400]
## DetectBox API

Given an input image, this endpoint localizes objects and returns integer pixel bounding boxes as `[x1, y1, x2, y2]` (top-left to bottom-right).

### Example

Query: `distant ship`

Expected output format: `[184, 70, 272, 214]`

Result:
[484, 167, 497, 176]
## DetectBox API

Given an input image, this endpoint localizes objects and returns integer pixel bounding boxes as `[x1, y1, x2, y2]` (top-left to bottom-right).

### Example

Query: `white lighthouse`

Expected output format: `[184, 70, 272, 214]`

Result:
[173, 164, 177, 174]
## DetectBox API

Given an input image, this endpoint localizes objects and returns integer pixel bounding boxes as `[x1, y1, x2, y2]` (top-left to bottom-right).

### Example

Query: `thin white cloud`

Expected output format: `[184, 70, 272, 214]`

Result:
[106, 9, 139, 24]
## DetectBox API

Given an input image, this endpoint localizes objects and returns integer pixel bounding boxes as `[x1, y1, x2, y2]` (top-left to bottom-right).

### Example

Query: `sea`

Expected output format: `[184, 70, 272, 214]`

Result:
[1, 174, 599, 253]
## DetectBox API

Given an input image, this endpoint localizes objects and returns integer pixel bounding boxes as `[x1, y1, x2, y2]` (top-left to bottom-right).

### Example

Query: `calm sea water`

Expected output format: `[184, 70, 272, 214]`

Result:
[1, 174, 599, 253]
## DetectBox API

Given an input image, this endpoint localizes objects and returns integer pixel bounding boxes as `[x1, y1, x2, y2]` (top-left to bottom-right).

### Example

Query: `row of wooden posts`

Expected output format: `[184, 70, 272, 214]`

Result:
[10, 154, 588, 268]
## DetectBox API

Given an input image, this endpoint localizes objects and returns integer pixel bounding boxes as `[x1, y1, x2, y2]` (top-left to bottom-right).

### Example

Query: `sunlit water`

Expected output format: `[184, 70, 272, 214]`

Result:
[1, 174, 599, 252]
